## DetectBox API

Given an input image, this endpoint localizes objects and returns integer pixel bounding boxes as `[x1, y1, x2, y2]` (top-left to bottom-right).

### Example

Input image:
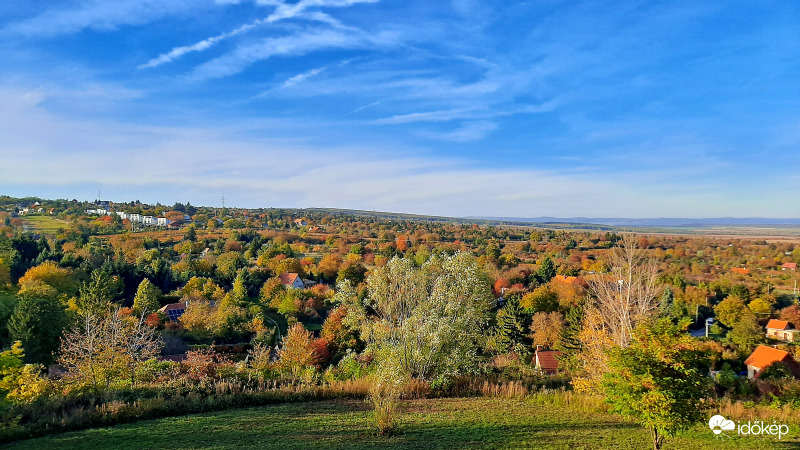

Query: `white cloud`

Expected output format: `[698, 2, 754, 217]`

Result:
[139, 0, 379, 69]
[2, 85, 795, 218]
[426, 120, 498, 142]
[5, 0, 206, 36]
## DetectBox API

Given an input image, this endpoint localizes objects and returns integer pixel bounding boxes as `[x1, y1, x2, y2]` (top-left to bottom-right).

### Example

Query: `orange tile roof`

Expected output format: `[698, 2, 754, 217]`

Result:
[767, 319, 790, 330]
[745, 345, 793, 370]
[553, 275, 577, 284]
[783, 262, 797, 270]
[731, 267, 750, 275]
[279, 272, 300, 286]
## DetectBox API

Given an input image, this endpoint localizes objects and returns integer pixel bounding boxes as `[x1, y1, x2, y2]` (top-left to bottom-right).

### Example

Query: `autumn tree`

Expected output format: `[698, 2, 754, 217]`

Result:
[530, 311, 564, 349]
[603, 320, 710, 450]
[278, 323, 318, 375]
[17, 261, 78, 298]
[76, 271, 119, 315]
[132, 278, 161, 314]
[713, 295, 748, 328]
[58, 308, 162, 389]
[587, 234, 660, 347]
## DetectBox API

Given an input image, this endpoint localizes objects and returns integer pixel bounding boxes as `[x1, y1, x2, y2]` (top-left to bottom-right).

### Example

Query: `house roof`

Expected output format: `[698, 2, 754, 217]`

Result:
[767, 319, 791, 330]
[745, 345, 794, 370]
[731, 267, 750, 275]
[279, 272, 300, 286]
[553, 275, 577, 284]
[535, 350, 561, 374]
[783, 262, 797, 270]
[159, 302, 186, 313]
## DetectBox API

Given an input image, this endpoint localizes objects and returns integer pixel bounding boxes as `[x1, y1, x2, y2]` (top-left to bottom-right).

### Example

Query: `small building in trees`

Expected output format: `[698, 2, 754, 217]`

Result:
[782, 262, 797, 271]
[279, 272, 305, 289]
[159, 302, 186, 322]
[534, 346, 561, 375]
[765, 319, 800, 342]
[744, 345, 800, 379]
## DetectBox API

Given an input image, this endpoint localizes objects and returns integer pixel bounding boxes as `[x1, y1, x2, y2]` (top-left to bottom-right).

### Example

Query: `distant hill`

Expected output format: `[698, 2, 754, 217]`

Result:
[465, 217, 800, 227]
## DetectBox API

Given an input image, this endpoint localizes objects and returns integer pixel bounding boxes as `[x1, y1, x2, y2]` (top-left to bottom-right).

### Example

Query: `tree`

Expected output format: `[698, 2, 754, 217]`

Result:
[8, 292, 67, 365]
[491, 297, 527, 354]
[278, 323, 318, 375]
[748, 297, 773, 316]
[520, 285, 559, 313]
[338, 253, 493, 379]
[76, 271, 118, 315]
[714, 295, 747, 328]
[537, 257, 557, 283]
[727, 314, 762, 354]
[530, 311, 564, 349]
[337, 262, 367, 285]
[780, 305, 800, 328]
[132, 278, 161, 314]
[17, 261, 78, 297]
[588, 234, 660, 347]
[58, 308, 162, 389]
[603, 320, 710, 450]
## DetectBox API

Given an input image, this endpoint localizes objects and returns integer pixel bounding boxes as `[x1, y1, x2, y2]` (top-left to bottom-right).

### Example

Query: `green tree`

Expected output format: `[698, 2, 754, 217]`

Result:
[603, 320, 710, 450]
[713, 295, 747, 328]
[132, 278, 161, 314]
[8, 292, 67, 365]
[537, 257, 557, 283]
[338, 253, 492, 379]
[77, 271, 119, 315]
[492, 297, 527, 354]
[727, 314, 763, 354]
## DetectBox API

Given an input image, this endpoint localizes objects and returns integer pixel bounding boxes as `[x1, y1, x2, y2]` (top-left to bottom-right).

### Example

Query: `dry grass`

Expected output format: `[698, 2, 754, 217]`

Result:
[715, 398, 800, 423]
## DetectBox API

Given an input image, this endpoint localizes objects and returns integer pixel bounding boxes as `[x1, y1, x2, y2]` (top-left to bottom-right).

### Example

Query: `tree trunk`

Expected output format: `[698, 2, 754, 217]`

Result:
[651, 427, 663, 450]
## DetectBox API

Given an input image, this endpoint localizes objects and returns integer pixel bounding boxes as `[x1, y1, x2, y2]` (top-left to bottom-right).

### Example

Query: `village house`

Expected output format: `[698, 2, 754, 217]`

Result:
[534, 346, 561, 375]
[278, 272, 305, 289]
[782, 262, 797, 271]
[156, 217, 171, 226]
[159, 302, 187, 322]
[744, 345, 800, 379]
[765, 319, 800, 342]
[142, 216, 156, 225]
[731, 267, 750, 275]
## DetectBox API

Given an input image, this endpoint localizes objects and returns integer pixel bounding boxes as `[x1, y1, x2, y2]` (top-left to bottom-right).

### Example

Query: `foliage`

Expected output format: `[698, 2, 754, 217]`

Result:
[338, 253, 493, 380]
[602, 319, 711, 450]
[278, 323, 319, 375]
[132, 278, 161, 314]
[58, 308, 163, 390]
[490, 297, 528, 354]
[8, 292, 68, 365]
[714, 295, 748, 328]
[530, 311, 564, 349]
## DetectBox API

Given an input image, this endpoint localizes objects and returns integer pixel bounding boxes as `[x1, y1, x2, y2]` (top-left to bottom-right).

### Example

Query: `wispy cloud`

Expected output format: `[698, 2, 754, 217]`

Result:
[5, 0, 205, 37]
[189, 28, 396, 81]
[426, 120, 498, 142]
[139, 0, 379, 69]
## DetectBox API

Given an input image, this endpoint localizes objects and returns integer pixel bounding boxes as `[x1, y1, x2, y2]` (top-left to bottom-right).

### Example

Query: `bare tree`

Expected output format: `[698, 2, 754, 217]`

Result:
[587, 233, 660, 348]
[58, 308, 162, 390]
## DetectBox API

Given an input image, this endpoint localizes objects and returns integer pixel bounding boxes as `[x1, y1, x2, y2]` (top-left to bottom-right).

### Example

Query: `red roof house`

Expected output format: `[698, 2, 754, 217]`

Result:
[731, 267, 750, 275]
[766, 319, 800, 342]
[782, 262, 797, 270]
[278, 272, 305, 289]
[744, 345, 800, 379]
[534, 347, 561, 375]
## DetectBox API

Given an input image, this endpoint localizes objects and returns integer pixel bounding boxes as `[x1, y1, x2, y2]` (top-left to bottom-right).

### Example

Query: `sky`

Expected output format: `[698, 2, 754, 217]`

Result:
[0, 0, 798, 218]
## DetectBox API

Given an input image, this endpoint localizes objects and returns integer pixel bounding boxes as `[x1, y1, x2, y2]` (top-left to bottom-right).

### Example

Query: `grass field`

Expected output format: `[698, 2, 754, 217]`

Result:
[7, 397, 798, 449]
[20, 214, 68, 234]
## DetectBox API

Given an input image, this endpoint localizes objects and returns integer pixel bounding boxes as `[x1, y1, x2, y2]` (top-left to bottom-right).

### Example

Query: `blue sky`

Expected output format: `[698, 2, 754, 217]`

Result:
[0, 0, 798, 217]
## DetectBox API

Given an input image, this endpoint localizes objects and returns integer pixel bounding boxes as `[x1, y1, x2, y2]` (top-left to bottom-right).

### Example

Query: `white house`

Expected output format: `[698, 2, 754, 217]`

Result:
[279, 273, 305, 289]
[116, 211, 129, 220]
[156, 217, 171, 227]
[142, 216, 156, 225]
[130, 214, 142, 223]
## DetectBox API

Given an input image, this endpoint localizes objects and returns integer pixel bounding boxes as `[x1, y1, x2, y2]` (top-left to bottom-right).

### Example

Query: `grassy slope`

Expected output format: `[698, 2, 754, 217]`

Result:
[20, 215, 68, 234]
[7, 397, 798, 450]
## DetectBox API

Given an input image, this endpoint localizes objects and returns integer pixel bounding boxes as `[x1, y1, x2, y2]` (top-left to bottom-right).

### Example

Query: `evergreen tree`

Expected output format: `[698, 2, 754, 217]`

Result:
[77, 270, 117, 315]
[658, 287, 674, 317]
[537, 257, 557, 283]
[8, 292, 67, 365]
[556, 302, 584, 354]
[133, 278, 161, 314]
[493, 296, 527, 354]
[224, 269, 249, 306]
